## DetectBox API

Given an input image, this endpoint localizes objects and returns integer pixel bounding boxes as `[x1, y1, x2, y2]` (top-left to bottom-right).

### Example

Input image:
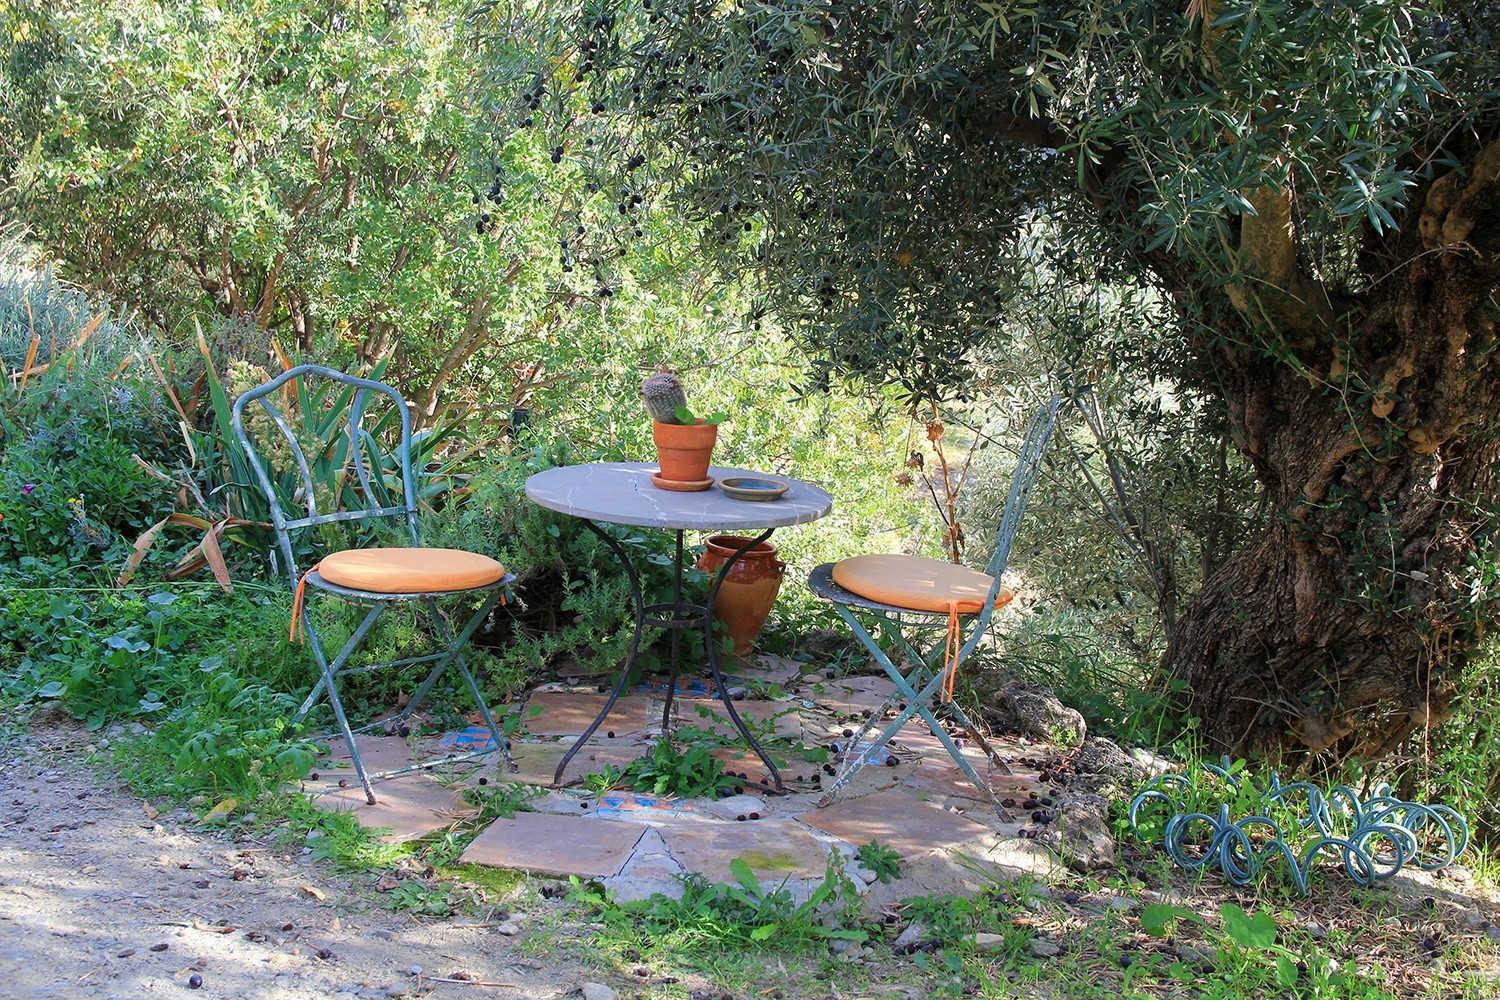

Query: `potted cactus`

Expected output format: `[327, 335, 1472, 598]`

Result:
[641, 370, 724, 490]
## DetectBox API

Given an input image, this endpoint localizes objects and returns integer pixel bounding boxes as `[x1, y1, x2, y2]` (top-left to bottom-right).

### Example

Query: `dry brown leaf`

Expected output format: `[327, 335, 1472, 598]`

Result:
[300, 885, 327, 902]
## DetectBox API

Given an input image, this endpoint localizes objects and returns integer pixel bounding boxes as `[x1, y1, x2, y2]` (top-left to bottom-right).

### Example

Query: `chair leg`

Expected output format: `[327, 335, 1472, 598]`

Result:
[298, 605, 390, 806]
[401, 594, 515, 772]
[816, 604, 1007, 813]
[293, 603, 387, 725]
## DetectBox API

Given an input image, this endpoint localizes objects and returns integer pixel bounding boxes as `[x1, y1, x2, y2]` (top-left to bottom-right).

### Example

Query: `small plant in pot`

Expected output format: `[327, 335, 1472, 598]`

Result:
[641, 370, 726, 491]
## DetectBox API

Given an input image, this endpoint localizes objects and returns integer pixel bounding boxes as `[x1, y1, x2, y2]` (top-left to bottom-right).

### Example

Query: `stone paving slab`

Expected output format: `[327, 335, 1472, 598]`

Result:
[594, 791, 699, 821]
[675, 698, 803, 740]
[710, 746, 786, 790]
[798, 788, 992, 859]
[724, 654, 808, 687]
[660, 819, 833, 883]
[903, 758, 989, 800]
[462, 812, 648, 878]
[321, 733, 415, 773]
[810, 674, 899, 714]
[603, 828, 688, 902]
[524, 691, 652, 737]
[635, 674, 717, 698]
[313, 776, 473, 842]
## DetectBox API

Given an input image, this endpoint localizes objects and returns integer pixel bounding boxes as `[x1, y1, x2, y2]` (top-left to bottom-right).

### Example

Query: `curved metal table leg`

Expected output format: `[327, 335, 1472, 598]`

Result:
[551, 521, 785, 792]
[553, 520, 649, 785]
[703, 529, 783, 791]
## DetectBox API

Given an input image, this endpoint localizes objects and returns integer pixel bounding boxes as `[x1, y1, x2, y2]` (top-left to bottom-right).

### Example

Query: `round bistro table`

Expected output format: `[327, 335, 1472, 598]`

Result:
[524, 462, 833, 790]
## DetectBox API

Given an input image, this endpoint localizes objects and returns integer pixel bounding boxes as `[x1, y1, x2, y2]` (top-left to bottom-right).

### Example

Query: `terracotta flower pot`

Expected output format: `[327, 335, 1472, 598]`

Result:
[652, 420, 719, 485]
[696, 534, 786, 656]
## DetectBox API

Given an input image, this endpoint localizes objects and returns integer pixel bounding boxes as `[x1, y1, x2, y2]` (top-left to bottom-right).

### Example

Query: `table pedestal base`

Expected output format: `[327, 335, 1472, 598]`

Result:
[552, 523, 785, 792]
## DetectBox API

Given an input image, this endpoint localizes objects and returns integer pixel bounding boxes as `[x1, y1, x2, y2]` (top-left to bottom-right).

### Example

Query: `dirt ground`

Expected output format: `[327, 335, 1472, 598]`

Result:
[7, 716, 1500, 1000]
[0, 723, 596, 1000]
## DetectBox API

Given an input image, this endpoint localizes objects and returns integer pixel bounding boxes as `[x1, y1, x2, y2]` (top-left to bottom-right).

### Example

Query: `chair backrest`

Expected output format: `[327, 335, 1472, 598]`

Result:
[232, 364, 420, 588]
[962, 392, 1062, 654]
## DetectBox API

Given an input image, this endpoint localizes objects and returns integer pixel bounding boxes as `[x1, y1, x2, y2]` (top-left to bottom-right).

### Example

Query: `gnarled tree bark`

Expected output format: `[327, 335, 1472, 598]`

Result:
[1171, 138, 1500, 759]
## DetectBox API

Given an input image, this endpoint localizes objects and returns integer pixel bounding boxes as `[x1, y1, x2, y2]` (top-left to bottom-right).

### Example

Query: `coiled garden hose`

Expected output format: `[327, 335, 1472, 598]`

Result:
[1128, 758, 1469, 895]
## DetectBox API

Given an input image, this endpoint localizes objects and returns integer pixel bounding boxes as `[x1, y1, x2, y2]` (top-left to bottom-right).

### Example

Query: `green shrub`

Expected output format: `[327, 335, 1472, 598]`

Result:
[0, 249, 183, 576]
[0, 228, 133, 369]
[1, 583, 317, 802]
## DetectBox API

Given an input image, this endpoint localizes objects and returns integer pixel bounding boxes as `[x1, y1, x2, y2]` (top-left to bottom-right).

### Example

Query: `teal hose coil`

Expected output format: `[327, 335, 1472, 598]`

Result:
[1128, 758, 1468, 895]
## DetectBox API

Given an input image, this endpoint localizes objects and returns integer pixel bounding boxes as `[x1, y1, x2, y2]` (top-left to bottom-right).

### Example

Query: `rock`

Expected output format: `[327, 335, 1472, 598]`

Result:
[1073, 738, 1147, 781]
[705, 793, 767, 820]
[30, 702, 71, 725]
[1097, 894, 1138, 914]
[1487, 926, 1500, 942]
[1128, 747, 1175, 776]
[582, 983, 619, 1000]
[894, 921, 931, 950]
[853, 867, 878, 885]
[1036, 793, 1116, 870]
[382, 985, 409, 998]
[496, 920, 522, 936]
[1029, 937, 1062, 957]
[1176, 943, 1216, 965]
[1304, 919, 1327, 939]
[989, 683, 1085, 747]
[966, 932, 1006, 950]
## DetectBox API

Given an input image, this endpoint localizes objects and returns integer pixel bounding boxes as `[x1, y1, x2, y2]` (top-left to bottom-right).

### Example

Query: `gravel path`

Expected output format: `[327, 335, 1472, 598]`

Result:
[0, 724, 585, 1000]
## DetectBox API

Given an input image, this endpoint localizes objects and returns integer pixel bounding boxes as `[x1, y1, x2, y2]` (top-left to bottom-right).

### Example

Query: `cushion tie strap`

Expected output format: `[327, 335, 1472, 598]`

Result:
[290, 561, 321, 644]
[940, 600, 962, 702]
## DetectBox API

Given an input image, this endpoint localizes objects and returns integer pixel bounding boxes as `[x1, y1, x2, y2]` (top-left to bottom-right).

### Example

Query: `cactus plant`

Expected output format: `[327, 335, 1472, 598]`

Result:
[641, 370, 689, 424]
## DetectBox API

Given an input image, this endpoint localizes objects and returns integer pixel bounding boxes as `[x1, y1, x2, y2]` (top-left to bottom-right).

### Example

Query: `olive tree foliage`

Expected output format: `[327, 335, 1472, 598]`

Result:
[541, 0, 1500, 761]
[0, 0, 582, 425]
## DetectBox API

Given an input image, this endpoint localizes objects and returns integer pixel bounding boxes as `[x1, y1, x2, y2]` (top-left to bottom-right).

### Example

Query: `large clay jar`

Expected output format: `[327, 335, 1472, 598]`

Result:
[696, 534, 786, 656]
[652, 420, 719, 485]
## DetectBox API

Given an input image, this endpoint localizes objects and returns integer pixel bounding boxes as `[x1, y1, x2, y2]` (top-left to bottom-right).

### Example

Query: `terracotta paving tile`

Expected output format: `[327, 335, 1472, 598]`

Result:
[524, 691, 651, 737]
[314, 776, 473, 842]
[675, 698, 803, 740]
[811, 674, 899, 714]
[661, 819, 832, 882]
[461, 812, 648, 878]
[798, 788, 992, 859]
[725, 654, 807, 687]
[321, 733, 414, 773]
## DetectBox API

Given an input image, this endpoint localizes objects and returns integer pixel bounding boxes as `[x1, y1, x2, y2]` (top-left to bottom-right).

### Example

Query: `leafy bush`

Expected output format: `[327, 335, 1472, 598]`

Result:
[0, 584, 317, 802]
[0, 227, 133, 369]
[424, 429, 702, 681]
[0, 250, 183, 576]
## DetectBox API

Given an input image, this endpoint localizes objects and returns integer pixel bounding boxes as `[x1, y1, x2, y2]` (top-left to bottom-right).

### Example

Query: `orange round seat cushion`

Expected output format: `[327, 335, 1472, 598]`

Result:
[831, 553, 1013, 614]
[317, 548, 506, 594]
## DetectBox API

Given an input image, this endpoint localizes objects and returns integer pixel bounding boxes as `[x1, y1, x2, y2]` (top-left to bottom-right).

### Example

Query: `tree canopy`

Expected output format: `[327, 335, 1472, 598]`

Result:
[554, 0, 1500, 759]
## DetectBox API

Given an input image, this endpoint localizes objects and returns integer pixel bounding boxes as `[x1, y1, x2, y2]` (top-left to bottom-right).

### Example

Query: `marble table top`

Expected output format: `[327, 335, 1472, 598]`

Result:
[524, 462, 833, 531]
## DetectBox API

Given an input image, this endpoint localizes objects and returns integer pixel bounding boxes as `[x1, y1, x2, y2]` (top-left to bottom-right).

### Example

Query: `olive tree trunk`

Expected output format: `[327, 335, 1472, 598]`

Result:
[1169, 140, 1500, 759]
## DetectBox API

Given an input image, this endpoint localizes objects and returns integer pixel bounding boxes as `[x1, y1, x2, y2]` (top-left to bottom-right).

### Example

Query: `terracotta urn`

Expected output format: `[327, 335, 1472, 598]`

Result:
[652, 419, 719, 485]
[696, 534, 786, 656]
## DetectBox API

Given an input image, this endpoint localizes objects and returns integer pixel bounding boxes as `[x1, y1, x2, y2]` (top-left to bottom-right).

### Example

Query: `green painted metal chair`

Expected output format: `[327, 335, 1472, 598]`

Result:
[232, 365, 516, 804]
[808, 393, 1062, 809]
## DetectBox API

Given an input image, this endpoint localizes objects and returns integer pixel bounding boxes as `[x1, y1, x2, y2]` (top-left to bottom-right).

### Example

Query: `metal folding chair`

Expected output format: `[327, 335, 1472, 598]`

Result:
[808, 394, 1062, 809]
[232, 364, 517, 804]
